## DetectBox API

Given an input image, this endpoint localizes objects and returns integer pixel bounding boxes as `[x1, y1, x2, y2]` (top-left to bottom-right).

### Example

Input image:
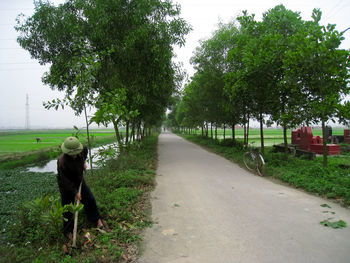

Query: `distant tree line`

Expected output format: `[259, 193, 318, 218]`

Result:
[167, 5, 350, 166]
[16, 0, 191, 147]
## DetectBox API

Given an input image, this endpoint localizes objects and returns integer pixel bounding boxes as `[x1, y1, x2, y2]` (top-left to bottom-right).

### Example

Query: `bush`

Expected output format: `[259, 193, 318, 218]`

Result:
[219, 139, 244, 149]
[6, 195, 67, 247]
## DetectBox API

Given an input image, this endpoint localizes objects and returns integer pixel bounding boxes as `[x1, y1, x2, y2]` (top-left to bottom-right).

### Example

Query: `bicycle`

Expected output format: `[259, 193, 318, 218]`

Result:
[243, 142, 265, 176]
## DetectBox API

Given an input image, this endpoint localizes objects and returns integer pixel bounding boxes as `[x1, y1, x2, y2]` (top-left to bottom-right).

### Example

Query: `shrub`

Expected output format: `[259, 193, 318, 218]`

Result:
[219, 139, 244, 149]
[7, 195, 68, 246]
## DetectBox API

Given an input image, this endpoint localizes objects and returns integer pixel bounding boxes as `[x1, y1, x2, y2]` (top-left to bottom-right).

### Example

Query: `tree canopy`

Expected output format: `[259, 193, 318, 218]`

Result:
[16, 0, 191, 145]
[169, 4, 350, 166]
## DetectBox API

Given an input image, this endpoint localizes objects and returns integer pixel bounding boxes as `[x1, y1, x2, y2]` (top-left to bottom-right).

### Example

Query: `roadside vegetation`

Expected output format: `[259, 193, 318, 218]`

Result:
[180, 133, 350, 207]
[0, 133, 159, 263]
[189, 127, 344, 146]
[167, 4, 350, 168]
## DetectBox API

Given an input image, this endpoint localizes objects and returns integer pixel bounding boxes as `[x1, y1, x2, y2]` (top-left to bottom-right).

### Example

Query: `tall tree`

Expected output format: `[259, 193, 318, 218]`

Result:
[284, 9, 350, 166]
[16, 0, 191, 147]
[261, 5, 306, 152]
[226, 11, 275, 153]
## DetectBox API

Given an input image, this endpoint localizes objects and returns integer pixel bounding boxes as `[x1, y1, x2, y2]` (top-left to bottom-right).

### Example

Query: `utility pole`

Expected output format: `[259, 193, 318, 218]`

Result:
[25, 94, 30, 129]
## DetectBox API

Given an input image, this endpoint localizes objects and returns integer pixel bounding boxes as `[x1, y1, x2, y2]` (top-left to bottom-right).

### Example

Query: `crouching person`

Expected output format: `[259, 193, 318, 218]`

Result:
[57, 136, 103, 235]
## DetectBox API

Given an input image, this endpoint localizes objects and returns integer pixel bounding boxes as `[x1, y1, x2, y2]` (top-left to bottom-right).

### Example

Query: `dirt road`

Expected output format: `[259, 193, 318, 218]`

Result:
[138, 132, 350, 263]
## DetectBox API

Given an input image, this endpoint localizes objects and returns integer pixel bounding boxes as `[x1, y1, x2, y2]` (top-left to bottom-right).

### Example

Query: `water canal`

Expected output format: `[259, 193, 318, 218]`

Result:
[26, 143, 119, 173]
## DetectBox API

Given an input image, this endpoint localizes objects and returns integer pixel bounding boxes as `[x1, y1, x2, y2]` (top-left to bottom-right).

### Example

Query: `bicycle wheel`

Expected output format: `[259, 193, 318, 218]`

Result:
[256, 153, 265, 176]
[243, 152, 256, 171]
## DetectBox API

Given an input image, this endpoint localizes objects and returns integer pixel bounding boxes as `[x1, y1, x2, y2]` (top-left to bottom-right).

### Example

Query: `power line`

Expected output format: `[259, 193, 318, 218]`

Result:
[0, 62, 38, 65]
[0, 47, 23, 50]
[0, 8, 33, 11]
[326, 0, 343, 16]
[324, 0, 349, 21]
[0, 68, 45, 71]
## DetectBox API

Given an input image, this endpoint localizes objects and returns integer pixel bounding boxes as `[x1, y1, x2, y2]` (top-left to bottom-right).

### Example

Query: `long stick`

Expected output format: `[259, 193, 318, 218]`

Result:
[72, 181, 83, 248]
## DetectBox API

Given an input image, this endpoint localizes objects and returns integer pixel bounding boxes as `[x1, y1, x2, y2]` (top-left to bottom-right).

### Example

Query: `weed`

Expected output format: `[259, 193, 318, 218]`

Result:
[6, 195, 68, 247]
[320, 219, 347, 229]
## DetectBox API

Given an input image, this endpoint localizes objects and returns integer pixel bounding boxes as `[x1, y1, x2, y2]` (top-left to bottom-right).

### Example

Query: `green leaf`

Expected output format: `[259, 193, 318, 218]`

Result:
[320, 219, 347, 229]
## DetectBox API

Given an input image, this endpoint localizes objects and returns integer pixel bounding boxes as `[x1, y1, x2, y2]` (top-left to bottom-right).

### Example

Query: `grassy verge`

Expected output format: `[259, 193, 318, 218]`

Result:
[0, 133, 158, 263]
[181, 134, 350, 207]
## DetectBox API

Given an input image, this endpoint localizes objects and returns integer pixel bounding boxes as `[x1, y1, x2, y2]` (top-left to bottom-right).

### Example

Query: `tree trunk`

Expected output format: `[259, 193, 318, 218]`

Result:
[246, 113, 250, 146]
[125, 121, 129, 144]
[232, 122, 235, 142]
[112, 119, 122, 147]
[259, 111, 264, 155]
[283, 125, 288, 153]
[83, 105, 93, 174]
[142, 124, 146, 139]
[223, 124, 226, 140]
[322, 119, 328, 167]
[132, 121, 135, 142]
[210, 123, 213, 139]
[201, 125, 204, 136]
[137, 122, 141, 140]
[215, 124, 217, 140]
[243, 122, 247, 146]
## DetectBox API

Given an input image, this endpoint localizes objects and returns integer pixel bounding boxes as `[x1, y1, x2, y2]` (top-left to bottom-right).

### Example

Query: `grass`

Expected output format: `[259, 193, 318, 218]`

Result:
[0, 129, 117, 156]
[0, 129, 120, 170]
[0, 133, 158, 263]
[192, 127, 345, 146]
[180, 133, 350, 206]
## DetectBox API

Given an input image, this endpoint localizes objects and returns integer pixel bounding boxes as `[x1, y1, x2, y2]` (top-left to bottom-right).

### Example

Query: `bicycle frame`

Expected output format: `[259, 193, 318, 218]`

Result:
[243, 144, 265, 176]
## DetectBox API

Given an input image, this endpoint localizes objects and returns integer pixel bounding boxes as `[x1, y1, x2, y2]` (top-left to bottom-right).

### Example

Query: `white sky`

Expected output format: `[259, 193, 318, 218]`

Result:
[0, 0, 349, 129]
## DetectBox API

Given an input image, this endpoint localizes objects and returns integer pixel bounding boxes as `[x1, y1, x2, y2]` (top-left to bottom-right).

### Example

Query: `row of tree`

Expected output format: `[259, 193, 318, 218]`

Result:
[167, 5, 350, 166]
[16, 0, 190, 147]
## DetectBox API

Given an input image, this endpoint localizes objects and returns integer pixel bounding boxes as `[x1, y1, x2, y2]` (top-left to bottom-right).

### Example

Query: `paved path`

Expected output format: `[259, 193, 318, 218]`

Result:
[138, 132, 350, 263]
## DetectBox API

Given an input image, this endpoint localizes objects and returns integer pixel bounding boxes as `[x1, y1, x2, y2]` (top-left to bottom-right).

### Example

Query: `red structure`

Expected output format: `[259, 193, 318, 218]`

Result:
[291, 127, 341, 155]
[344, 130, 350, 144]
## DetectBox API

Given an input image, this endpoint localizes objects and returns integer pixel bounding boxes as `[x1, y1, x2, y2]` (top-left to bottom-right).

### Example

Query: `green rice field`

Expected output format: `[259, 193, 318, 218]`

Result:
[1, 127, 346, 156]
[0, 129, 117, 156]
[196, 127, 345, 146]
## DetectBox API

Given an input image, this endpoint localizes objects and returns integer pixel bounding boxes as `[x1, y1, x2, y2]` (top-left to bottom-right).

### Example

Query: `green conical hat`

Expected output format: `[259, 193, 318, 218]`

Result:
[61, 137, 83, 156]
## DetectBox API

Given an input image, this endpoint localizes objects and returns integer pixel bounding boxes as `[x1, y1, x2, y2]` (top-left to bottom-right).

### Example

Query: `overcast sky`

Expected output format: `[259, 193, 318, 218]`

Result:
[1, 0, 349, 129]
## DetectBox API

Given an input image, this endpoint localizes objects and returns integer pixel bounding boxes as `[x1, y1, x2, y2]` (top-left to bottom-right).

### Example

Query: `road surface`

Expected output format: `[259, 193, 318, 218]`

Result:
[138, 132, 350, 263]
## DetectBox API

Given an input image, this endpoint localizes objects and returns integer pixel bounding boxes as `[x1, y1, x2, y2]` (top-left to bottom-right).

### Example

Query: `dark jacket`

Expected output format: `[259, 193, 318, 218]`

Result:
[57, 146, 88, 196]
